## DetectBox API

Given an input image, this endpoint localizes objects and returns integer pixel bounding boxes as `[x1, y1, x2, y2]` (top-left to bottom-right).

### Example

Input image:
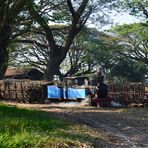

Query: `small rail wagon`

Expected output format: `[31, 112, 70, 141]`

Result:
[47, 76, 90, 101]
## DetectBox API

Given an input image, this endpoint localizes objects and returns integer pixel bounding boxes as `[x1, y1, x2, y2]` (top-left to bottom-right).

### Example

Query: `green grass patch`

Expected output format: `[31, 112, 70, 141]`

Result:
[0, 104, 102, 148]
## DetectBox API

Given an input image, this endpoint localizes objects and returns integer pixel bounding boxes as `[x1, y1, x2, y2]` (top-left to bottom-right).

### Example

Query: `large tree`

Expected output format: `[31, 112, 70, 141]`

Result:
[0, 0, 30, 79]
[27, 0, 96, 81]
[12, 0, 115, 81]
[0, 0, 40, 79]
[11, 26, 99, 80]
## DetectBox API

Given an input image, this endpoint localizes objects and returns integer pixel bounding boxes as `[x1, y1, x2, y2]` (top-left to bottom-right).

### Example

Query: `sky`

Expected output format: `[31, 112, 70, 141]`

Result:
[104, 12, 139, 30]
[111, 12, 139, 25]
[88, 12, 140, 30]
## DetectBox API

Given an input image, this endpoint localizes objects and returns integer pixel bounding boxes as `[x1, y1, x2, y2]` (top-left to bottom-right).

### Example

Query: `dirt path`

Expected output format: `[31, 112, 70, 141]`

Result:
[59, 107, 148, 148]
[2, 102, 148, 147]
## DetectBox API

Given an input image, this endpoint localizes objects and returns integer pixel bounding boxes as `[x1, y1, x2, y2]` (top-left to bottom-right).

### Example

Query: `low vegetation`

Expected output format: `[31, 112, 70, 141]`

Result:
[0, 103, 102, 148]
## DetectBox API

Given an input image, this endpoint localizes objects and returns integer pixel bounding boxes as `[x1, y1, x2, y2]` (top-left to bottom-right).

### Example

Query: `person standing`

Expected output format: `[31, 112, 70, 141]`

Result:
[97, 80, 108, 98]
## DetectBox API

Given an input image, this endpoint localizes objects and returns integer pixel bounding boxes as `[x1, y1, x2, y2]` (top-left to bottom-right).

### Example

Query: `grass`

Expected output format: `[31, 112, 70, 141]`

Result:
[0, 103, 102, 148]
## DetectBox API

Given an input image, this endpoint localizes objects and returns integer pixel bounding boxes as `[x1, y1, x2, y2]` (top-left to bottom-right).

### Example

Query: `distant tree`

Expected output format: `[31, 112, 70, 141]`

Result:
[112, 23, 148, 65]
[108, 58, 147, 82]
[87, 26, 148, 82]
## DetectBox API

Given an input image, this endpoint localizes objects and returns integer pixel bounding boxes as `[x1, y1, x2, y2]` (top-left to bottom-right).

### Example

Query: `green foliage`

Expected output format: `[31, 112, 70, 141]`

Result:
[111, 23, 148, 64]
[87, 24, 148, 82]
[0, 104, 102, 148]
[113, 23, 148, 38]
[125, 0, 148, 18]
[109, 59, 147, 82]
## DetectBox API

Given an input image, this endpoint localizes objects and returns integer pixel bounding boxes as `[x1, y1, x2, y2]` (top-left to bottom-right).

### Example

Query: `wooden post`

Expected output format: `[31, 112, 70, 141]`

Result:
[14, 82, 17, 101]
[20, 81, 24, 102]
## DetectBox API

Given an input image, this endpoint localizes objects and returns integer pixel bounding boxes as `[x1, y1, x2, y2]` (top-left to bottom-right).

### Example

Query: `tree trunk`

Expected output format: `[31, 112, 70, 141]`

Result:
[0, 26, 10, 79]
[44, 60, 60, 81]
[44, 46, 66, 81]
[0, 40, 9, 79]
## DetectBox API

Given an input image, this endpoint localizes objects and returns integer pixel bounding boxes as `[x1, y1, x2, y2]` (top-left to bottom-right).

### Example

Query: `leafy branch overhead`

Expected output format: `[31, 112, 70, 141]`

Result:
[0, 0, 147, 82]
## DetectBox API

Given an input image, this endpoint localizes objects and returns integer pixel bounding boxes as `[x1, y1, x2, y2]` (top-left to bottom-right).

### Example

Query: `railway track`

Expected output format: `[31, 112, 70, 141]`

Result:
[64, 108, 148, 148]
[96, 115, 148, 147]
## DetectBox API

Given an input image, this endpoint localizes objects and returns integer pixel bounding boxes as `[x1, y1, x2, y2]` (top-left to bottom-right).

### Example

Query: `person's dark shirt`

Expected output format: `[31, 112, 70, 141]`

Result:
[97, 83, 108, 98]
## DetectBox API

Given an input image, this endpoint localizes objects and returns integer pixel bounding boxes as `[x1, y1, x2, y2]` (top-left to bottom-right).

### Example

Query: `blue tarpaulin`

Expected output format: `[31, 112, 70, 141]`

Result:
[47, 86, 61, 98]
[65, 88, 86, 99]
[47, 86, 87, 100]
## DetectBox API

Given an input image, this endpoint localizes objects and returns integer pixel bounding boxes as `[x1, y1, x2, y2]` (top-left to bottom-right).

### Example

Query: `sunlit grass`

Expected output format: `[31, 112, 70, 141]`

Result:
[0, 103, 102, 148]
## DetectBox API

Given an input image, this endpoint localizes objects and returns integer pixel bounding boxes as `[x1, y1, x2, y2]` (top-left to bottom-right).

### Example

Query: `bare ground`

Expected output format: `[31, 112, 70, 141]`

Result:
[2, 101, 148, 148]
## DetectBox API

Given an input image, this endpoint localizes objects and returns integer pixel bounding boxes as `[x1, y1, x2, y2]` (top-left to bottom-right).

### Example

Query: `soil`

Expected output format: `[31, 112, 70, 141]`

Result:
[2, 101, 148, 148]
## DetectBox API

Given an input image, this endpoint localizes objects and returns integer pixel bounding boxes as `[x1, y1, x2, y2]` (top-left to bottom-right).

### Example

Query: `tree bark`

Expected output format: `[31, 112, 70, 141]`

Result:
[44, 59, 60, 81]
[0, 26, 10, 79]
[44, 46, 66, 81]
[0, 41, 9, 79]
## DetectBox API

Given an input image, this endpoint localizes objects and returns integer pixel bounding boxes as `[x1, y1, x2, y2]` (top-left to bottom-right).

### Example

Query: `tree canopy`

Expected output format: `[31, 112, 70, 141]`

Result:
[0, 0, 32, 79]
[125, 0, 148, 18]
[6, 0, 119, 81]
[111, 23, 148, 65]
[87, 23, 148, 82]
[1, 0, 147, 82]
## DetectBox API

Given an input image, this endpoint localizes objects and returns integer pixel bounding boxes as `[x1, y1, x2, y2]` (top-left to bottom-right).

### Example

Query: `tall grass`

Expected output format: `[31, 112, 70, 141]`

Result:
[0, 104, 102, 148]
